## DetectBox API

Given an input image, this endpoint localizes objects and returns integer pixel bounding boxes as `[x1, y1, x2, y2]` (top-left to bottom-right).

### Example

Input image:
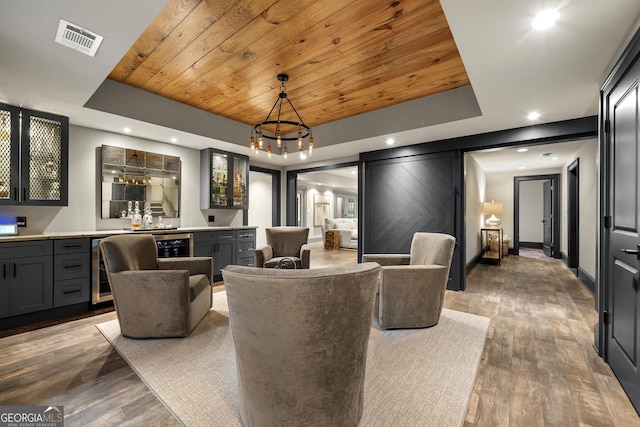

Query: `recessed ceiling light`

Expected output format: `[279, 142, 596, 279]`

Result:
[351, 170, 357, 175]
[518, 166, 527, 170]
[552, 157, 559, 160]
[386, 138, 395, 146]
[517, 148, 528, 153]
[170, 137, 178, 143]
[123, 127, 131, 133]
[532, 9, 559, 30]
[527, 111, 541, 120]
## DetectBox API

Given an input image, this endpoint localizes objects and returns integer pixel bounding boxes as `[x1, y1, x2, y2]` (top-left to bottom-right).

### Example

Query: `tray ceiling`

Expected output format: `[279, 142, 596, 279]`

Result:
[107, 0, 470, 132]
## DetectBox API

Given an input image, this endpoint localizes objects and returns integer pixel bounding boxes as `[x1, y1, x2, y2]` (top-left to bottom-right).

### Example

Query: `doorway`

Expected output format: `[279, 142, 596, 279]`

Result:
[567, 159, 579, 273]
[514, 174, 561, 258]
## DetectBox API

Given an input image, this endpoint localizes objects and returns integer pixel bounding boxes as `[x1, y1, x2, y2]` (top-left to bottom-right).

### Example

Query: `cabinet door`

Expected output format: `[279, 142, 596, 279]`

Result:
[231, 155, 249, 208]
[0, 259, 9, 318]
[0, 103, 20, 205]
[10, 256, 53, 316]
[20, 109, 69, 206]
[205, 150, 230, 208]
[215, 240, 236, 278]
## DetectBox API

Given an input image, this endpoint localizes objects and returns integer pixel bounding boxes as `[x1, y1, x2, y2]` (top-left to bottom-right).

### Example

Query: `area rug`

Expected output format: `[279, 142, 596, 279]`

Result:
[97, 292, 490, 427]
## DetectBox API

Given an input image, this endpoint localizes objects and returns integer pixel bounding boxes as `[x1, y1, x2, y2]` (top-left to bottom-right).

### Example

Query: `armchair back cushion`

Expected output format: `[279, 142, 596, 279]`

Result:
[100, 233, 159, 272]
[222, 263, 380, 427]
[266, 226, 309, 257]
[410, 232, 456, 268]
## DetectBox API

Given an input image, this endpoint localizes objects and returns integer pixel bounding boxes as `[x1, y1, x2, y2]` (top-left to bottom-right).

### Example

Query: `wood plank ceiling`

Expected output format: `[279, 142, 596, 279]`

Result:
[108, 0, 470, 139]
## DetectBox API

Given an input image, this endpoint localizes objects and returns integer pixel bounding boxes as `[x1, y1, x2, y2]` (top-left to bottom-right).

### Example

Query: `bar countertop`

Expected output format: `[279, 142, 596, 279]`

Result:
[0, 226, 258, 242]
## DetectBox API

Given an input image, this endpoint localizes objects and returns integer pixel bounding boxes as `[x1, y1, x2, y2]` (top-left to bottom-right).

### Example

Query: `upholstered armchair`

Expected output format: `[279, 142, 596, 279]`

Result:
[254, 226, 310, 269]
[99, 234, 213, 338]
[362, 232, 456, 329]
[221, 263, 380, 427]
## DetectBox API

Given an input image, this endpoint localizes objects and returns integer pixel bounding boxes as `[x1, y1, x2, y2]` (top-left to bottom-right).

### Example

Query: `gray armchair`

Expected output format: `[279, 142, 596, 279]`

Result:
[99, 234, 213, 338]
[222, 263, 380, 427]
[362, 232, 456, 329]
[255, 226, 310, 269]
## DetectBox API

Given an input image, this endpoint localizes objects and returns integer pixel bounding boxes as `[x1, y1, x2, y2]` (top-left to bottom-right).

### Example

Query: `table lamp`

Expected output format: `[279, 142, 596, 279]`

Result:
[483, 201, 503, 227]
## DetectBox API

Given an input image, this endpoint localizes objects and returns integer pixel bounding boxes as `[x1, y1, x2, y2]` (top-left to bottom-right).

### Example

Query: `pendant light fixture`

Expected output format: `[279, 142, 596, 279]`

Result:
[250, 74, 313, 159]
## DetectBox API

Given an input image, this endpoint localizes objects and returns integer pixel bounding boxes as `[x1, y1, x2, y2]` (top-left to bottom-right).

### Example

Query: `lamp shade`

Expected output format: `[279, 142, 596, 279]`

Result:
[482, 201, 503, 216]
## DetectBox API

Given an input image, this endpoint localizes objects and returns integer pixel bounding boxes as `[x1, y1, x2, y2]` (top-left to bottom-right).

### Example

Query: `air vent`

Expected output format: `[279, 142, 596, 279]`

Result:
[55, 19, 103, 57]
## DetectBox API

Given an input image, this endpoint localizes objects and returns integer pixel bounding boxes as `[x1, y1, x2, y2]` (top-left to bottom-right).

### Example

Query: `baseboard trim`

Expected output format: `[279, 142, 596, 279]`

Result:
[466, 252, 482, 274]
[520, 241, 543, 249]
[578, 267, 596, 296]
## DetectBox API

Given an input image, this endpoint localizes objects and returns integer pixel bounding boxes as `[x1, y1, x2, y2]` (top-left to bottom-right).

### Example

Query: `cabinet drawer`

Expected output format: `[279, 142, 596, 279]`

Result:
[54, 238, 90, 254]
[236, 254, 255, 267]
[53, 277, 90, 307]
[54, 252, 90, 281]
[237, 240, 255, 253]
[217, 230, 235, 240]
[0, 240, 52, 258]
[236, 229, 256, 240]
[194, 231, 216, 243]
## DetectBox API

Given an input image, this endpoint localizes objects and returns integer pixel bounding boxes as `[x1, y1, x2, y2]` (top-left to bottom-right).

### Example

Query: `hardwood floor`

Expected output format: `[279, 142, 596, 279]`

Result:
[0, 244, 637, 426]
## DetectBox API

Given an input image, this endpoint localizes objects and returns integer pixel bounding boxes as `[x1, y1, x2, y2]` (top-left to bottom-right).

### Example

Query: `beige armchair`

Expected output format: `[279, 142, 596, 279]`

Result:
[362, 232, 456, 329]
[221, 263, 380, 427]
[99, 234, 213, 338]
[254, 226, 310, 269]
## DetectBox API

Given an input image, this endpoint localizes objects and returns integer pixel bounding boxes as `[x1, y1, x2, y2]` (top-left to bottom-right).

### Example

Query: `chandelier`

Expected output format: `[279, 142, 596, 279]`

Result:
[250, 74, 313, 159]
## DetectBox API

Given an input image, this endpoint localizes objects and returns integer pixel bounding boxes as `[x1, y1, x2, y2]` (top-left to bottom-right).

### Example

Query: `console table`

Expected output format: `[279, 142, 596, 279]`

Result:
[481, 228, 503, 266]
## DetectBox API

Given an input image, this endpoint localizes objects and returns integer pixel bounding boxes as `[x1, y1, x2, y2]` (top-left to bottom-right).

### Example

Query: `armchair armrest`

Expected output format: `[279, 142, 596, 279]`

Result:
[361, 254, 410, 266]
[158, 257, 213, 282]
[255, 245, 273, 268]
[299, 244, 311, 269]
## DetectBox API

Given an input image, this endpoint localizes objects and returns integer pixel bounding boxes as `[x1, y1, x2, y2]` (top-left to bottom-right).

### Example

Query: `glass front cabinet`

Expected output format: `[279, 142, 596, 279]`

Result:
[0, 102, 68, 206]
[200, 148, 249, 209]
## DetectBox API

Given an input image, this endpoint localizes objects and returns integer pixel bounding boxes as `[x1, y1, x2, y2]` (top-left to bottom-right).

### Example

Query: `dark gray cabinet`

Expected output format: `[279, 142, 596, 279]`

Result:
[53, 238, 90, 307]
[193, 228, 256, 280]
[0, 102, 69, 206]
[0, 240, 53, 318]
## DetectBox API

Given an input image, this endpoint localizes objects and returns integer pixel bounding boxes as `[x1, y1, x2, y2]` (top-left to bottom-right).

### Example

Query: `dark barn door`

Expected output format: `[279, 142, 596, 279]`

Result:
[604, 50, 640, 413]
[363, 151, 463, 290]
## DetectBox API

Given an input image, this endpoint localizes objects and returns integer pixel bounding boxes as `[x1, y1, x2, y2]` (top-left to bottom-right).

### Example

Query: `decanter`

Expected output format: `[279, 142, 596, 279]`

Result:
[143, 207, 153, 229]
[131, 201, 142, 230]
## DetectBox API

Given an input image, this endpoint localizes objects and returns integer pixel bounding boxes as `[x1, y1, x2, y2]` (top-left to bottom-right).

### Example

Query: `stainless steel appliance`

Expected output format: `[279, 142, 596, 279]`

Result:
[91, 233, 193, 305]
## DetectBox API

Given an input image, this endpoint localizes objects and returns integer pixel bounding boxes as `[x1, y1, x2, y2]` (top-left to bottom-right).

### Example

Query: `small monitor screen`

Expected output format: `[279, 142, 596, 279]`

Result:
[0, 224, 18, 236]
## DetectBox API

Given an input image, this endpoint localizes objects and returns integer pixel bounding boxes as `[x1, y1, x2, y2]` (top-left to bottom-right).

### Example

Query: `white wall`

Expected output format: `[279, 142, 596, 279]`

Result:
[519, 180, 544, 243]
[464, 154, 485, 265]
[5, 124, 250, 235]
[560, 138, 598, 278]
[248, 170, 273, 248]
